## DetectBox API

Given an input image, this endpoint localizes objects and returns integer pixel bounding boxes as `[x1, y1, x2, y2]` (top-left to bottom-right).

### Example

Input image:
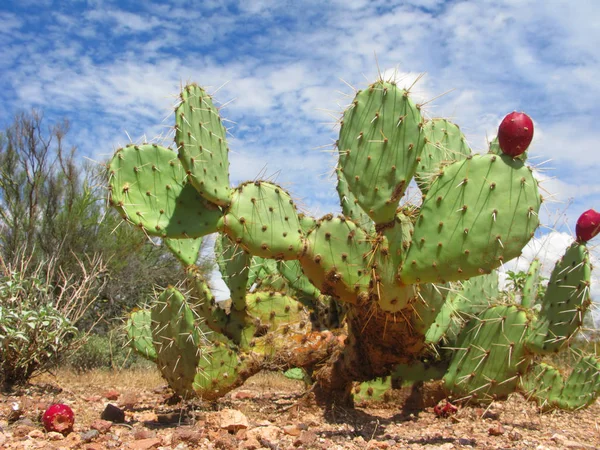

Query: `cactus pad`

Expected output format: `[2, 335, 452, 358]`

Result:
[401, 154, 540, 284]
[108, 144, 222, 238]
[527, 243, 592, 353]
[444, 305, 532, 403]
[176, 84, 231, 206]
[222, 181, 303, 260]
[164, 237, 203, 266]
[338, 80, 425, 225]
[126, 309, 157, 362]
[300, 215, 371, 304]
[415, 119, 471, 193]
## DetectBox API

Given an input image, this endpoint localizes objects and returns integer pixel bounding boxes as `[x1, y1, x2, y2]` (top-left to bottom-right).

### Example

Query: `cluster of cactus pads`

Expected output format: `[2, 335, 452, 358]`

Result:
[111, 75, 600, 410]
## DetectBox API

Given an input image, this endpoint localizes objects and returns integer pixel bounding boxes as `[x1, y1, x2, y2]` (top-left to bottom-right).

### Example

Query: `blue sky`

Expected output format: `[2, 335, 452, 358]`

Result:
[1, 0, 600, 310]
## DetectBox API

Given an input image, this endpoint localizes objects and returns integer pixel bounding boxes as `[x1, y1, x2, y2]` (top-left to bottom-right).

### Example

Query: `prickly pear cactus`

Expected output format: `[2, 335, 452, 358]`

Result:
[113, 74, 599, 411]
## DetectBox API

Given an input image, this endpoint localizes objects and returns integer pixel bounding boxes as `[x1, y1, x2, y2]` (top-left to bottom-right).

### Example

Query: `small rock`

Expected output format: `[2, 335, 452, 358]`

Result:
[104, 389, 120, 401]
[247, 425, 281, 443]
[283, 424, 302, 436]
[83, 395, 103, 402]
[11, 423, 36, 438]
[127, 437, 162, 449]
[91, 419, 113, 433]
[101, 404, 125, 423]
[134, 429, 156, 440]
[458, 437, 476, 446]
[27, 429, 45, 439]
[231, 390, 256, 400]
[47, 431, 65, 440]
[552, 433, 596, 449]
[241, 437, 262, 450]
[84, 444, 106, 450]
[173, 428, 203, 445]
[80, 429, 100, 443]
[488, 423, 505, 436]
[509, 431, 522, 441]
[219, 409, 249, 432]
[120, 392, 139, 409]
[294, 430, 317, 447]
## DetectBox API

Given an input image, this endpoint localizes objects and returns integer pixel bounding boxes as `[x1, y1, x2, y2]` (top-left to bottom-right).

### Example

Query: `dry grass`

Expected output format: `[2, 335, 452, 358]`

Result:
[33, 366, 164, 391]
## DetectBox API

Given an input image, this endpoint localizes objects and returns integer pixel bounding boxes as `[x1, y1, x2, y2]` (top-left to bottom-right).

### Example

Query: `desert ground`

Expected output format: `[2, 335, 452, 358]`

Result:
[1, 368, 599, 450]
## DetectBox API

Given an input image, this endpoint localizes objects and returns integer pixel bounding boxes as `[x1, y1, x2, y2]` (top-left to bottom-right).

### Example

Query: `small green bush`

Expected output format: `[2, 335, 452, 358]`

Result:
[0, 254, 106, 389]
[67, 331, 154, 372]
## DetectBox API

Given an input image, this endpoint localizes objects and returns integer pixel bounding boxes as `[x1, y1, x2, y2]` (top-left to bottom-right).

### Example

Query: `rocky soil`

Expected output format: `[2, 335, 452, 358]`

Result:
[0, 368, 599, 449]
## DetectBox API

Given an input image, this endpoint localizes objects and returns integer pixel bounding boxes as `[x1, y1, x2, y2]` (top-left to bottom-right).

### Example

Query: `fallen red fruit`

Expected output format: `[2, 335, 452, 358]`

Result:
[434, 400, 458, 417]
[42, 404, 74, 435]
[576, 209, 600, 242]
[497, 112, 534, 157]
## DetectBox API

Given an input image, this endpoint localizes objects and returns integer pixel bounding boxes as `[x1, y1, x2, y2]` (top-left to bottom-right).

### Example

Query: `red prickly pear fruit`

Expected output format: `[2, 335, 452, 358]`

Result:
[434, 400, 458, 417]
[497, 112, 534, 157]
[42, 403, 74, 435]
[576, 209, 600, 242]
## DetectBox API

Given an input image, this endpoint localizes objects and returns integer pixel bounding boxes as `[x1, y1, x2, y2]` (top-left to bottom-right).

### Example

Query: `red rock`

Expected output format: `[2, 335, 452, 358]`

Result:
[488, 423, 505, 436]
[231, 390, 256, 400]
[133, 428, 156, 440]
[219, 409, 249, 432]
[103, 389, 120, 401]
[127, 437, 162, 449]
[90, 419, 113, 433]
[294, 430, 318, 447]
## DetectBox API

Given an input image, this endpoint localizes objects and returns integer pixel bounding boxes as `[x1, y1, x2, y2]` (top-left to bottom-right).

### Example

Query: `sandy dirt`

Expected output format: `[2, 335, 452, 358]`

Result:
[1, 368, 599, 449]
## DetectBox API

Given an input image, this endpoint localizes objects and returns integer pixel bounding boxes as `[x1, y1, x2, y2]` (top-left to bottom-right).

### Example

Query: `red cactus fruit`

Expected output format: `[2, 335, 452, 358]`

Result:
[434, 400, 458, 417]
[576, 209, 600, 242]
[42, 404, 74, 435]
[497, 112, 534, 157]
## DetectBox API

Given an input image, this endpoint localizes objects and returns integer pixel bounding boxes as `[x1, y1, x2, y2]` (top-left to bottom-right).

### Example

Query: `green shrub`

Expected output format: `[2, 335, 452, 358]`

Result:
[67, 331, 154, 372]
[0, 254, 106, 388]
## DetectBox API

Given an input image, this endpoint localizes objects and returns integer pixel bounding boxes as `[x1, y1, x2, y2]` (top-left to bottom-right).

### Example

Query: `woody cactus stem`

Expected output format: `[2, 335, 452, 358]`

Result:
[112, 76, 599, 409]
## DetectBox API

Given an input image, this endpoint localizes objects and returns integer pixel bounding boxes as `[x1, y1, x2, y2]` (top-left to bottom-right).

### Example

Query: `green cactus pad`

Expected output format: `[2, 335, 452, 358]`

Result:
[108, 144, 222, 238]
[372, 212, 417, 312]
[520, 362, 565, 410]
[164, 237, 203, 266]
[277, 259, 321, 309]
[415, 119, 471, 193]
[411, 282, 450, 336]
[335, 166, 374, 233]
[444, 305, 532, 403]
[488, 136, 528, 161]
[352, 377, 392, 403]
[151, 287, 207, 397]
[215, 234, 251, 311]
[338, 80, 425, 225]
[401, 153, 540, 284]
[299, 215, 371, 304]
[521, 258, 541, 308]
[527, 243, 592, 354]
[246, 291, 310, 355]
[246, 291, 307, 327]
[187, 268, 256, 349]
[521, 355, 600, 410]
[125, 309, 157, 362]
[221, 181, 303, 260]
[558, 355, 600, 410]
[176, 84, 231, 206]
[193, 339, 248, 400]
[424, 272, 499, 344]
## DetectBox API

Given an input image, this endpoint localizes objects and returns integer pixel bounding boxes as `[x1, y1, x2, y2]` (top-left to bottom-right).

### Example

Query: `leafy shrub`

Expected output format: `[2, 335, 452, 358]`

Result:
[67, 331, 154, 372]
[0, 253, 106, 388]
